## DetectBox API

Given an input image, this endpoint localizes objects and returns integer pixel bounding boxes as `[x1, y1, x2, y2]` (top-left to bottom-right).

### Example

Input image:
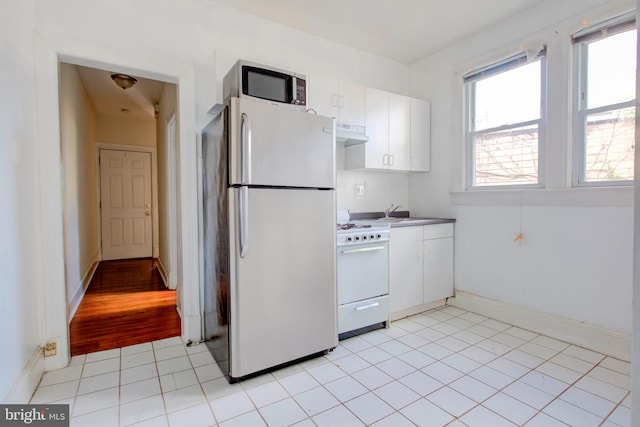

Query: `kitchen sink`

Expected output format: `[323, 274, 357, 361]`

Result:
[375, 217, 433, 223]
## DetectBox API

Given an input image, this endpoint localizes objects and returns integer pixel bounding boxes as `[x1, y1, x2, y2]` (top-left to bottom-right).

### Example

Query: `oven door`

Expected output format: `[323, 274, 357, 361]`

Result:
[337, 241, 389, 305]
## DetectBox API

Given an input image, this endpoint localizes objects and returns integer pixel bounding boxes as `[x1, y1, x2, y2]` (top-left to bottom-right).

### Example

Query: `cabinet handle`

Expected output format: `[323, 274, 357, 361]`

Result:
[382, 154, 388, 165]
[389, 154, 395, 166]
[355, 302, 380, 311]
[338, 95, 345, 109]
[331, 94, 339, 108]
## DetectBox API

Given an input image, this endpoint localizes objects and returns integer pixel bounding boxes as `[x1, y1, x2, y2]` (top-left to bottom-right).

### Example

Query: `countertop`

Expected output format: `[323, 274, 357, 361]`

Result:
[349, 210, 456, 228]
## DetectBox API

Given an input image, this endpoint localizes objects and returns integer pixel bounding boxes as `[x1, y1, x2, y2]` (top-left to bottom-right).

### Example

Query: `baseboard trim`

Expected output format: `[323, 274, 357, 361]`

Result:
[390, 299, 447, 322]
[67, 252, 100, 322]
[449, 291, 630, 361]
[182, 313, 202, 343]
[4, 346, 44, 403]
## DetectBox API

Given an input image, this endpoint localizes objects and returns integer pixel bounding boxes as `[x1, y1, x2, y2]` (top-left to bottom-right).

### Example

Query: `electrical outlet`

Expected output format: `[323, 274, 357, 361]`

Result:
[44, 341, 57, 357]
[355, 183, 365, 197]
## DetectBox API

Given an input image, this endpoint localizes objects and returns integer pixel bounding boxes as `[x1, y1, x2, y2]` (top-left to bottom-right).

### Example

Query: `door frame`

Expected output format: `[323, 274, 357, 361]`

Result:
[97, 144, 159, 260]
[34, 32, 203, 371]
[166, 115, 178, 290]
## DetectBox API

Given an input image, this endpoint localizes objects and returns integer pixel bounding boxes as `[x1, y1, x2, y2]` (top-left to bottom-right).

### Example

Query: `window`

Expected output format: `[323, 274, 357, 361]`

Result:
[574, 13, 636, 185]
[464, 49, 546, 188]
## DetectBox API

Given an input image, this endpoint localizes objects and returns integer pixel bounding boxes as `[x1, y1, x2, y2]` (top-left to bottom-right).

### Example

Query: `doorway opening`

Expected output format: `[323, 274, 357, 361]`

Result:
[69, 258, 180, 355]
[59, 62, 181, 355]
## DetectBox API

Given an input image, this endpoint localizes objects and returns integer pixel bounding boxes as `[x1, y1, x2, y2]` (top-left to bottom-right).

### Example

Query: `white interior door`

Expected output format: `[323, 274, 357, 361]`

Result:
[100, 149, 152, 260]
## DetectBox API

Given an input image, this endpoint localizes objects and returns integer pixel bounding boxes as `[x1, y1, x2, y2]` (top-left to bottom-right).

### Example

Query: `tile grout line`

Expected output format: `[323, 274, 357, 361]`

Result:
[46, 306, 631, 427]
[150, 340, 173, 427]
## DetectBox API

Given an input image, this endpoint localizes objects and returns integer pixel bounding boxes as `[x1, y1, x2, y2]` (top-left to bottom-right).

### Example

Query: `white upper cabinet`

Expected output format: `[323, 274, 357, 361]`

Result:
[338, 80, 365, 127]
[310, 73, 431, 172]
[308, 73, 338, 119]
[308, 74, 365, 127]
[362, 87, 389, 169]
[389, 93, 411, 171]
[350, 89, 411, 171]
[410, 98, 431, 172]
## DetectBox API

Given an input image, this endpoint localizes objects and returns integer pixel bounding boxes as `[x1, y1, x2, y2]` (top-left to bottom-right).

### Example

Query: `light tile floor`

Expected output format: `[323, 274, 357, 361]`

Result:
[31, 306, 632, 426]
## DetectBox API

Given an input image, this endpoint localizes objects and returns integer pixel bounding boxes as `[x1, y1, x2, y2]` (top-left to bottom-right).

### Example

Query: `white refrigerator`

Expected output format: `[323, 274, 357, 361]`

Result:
[201, 97, 337, 381]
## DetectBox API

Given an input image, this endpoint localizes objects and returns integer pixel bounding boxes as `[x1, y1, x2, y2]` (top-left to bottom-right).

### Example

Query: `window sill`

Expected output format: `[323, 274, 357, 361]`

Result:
[450, 186, 633, 207]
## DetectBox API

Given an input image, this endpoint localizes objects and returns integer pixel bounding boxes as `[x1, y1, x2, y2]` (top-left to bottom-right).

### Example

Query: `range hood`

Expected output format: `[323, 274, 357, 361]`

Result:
[335, 123, 368, 145]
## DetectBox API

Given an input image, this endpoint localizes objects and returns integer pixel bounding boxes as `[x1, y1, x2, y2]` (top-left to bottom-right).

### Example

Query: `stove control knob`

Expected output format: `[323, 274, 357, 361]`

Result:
[370, 234, 375, 240]
[355, 236, 360, 241]
[377, 233, 382, 239]
[346, 236, 352, 242]
[362, 235, 368, 240]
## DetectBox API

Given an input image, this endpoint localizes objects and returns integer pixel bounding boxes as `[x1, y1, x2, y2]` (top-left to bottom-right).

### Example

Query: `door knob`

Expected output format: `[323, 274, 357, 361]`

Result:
[145, 210, 150, 216]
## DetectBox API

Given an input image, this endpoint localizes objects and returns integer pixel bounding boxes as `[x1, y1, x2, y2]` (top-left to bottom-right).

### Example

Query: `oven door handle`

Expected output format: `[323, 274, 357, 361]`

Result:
[340, 245, 386, 254]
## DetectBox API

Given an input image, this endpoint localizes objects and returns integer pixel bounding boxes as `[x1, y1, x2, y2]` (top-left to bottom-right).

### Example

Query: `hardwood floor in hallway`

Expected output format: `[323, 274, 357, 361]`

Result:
[69, 258, 181, 356]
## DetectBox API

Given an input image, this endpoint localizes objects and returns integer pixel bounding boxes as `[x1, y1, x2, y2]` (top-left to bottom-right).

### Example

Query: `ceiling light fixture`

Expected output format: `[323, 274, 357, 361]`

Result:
[110, 73, 137, 90]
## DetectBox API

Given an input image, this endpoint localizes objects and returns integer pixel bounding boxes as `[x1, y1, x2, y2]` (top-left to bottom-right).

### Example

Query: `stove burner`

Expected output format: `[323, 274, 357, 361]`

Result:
[337, 223, 372, 230]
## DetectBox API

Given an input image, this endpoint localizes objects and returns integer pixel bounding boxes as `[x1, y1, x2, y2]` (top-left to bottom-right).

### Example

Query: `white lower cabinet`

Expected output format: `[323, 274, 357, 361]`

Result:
[390, 223, 454, 319]
[389, 227, 423, 313]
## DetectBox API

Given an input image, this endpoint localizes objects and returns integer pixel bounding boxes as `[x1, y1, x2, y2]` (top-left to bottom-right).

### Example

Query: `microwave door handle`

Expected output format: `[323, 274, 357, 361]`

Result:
[239, 187, 249, 258]
[240, 113, 252, 184]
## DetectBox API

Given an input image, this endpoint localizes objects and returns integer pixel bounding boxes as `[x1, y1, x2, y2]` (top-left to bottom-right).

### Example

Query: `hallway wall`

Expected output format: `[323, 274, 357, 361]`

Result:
[59, 63, 101, 321]
[97, 116, 156, 147]
[156, 83, 178, 289]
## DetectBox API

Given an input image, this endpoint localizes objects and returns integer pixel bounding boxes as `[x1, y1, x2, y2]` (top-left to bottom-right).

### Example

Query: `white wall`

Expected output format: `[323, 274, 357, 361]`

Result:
[97, 116, 156, 147]
[409, 0, 635, 337]
[59, 63, 100, 319]
[1, 0, 46, 402]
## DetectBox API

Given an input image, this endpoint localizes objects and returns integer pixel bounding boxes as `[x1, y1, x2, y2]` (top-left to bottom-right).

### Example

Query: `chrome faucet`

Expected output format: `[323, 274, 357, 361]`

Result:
[384, 204, 402, 218]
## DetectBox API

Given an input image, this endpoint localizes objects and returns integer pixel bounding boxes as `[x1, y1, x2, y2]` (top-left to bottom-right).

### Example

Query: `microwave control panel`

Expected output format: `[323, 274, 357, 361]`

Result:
[295, 78, 306, 106]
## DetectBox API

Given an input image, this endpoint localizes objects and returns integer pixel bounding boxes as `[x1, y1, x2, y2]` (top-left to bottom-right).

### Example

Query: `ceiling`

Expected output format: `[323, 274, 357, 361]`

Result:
[212, 0, 548, 63]
[75, 65, 166, 121]
[74, 1, 547, 118]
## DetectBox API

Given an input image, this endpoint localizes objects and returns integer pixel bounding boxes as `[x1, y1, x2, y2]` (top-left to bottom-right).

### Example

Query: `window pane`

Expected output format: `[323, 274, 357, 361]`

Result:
[473, 124, 539, 186]
[473, 61, 541, 131]
[584, 107, 635, 182]
[587, 29, 636, 109]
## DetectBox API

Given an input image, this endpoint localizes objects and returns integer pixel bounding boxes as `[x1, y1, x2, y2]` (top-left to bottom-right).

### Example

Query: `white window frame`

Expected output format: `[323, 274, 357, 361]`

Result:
[572, 12, 636, 187]
[464, 49, 547, 190]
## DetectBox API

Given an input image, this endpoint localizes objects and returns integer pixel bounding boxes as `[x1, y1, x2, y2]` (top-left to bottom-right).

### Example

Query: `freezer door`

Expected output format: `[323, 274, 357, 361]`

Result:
[228, 187, 337, 378]
[229, 97, 336, 188]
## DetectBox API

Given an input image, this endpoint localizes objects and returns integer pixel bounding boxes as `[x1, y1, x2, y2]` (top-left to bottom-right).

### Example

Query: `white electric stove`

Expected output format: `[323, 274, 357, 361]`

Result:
[336, 211, 390, 338]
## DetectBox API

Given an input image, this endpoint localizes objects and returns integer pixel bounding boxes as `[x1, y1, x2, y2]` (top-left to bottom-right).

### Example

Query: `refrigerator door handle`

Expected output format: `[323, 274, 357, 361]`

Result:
[239, 187, 249, 258]
[241, 113, 252, 184]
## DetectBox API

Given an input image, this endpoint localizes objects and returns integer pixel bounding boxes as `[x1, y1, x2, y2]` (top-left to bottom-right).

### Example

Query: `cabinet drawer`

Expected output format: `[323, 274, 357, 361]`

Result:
[338, 295, 389, 334]
[423, 223, 453, 240]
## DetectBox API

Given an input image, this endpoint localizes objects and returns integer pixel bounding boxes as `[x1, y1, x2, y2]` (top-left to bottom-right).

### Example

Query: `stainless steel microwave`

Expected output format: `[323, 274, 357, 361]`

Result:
[223, 60, 307, 110]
